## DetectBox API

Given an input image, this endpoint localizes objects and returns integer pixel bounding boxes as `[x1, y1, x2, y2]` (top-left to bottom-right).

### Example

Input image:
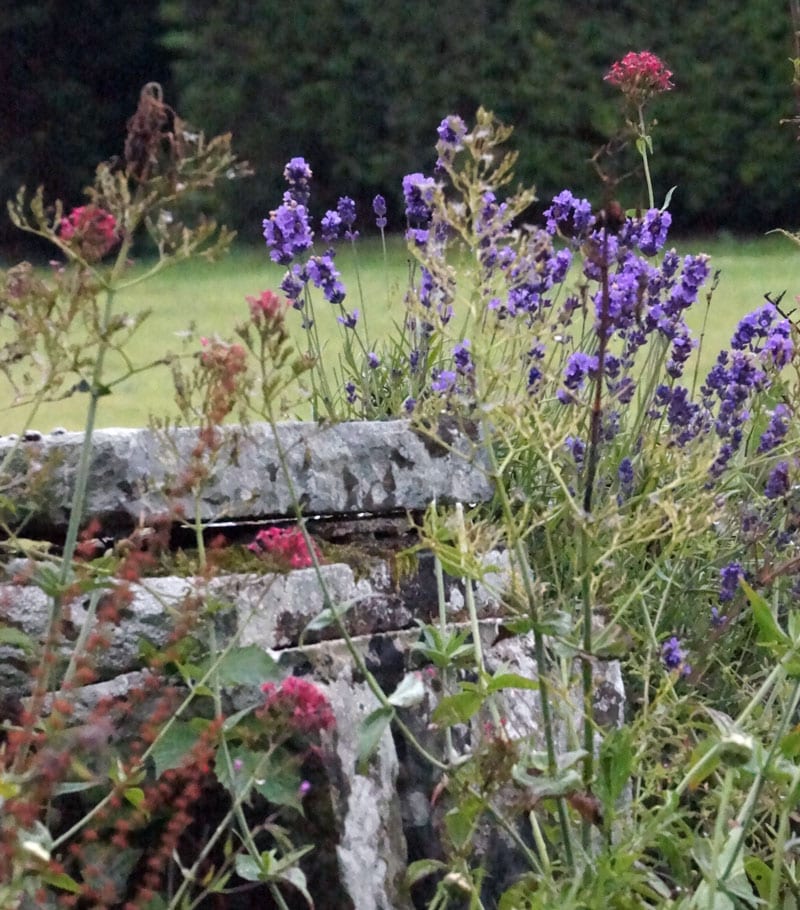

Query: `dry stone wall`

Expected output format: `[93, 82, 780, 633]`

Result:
[0, 420, 624, 909]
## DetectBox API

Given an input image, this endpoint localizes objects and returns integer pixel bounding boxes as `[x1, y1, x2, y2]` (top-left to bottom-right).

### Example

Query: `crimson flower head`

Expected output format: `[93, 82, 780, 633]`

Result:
[604, 51, 674, 105]
[260, 677, 335, 734]
[246, 289, 287, 324]
[59, 205, 119, 261]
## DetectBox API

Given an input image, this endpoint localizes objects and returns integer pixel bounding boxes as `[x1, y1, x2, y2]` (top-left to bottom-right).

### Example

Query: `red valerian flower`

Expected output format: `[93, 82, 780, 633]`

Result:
[248, 526, 321, 569]
[59, 205, 119, 261]
[260, 677, 335, 734]
[246, 289, 287, 324]
[604, 51, 674, 105]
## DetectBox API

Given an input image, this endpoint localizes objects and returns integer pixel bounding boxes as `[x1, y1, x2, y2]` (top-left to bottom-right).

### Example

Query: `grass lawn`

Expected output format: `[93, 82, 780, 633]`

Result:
[1, 232, 797, 434]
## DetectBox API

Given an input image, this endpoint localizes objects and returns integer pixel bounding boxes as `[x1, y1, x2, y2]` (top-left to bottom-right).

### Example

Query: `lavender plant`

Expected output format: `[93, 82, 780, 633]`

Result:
[252, 61, 800, 903]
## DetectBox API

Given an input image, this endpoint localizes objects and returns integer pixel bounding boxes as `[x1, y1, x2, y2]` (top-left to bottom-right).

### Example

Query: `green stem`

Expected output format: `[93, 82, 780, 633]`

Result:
[637, 105, 655, 210]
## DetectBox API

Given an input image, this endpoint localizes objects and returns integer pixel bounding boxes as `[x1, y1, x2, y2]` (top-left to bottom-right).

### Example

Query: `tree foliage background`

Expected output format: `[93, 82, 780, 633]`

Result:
[3, 0, 799, 250]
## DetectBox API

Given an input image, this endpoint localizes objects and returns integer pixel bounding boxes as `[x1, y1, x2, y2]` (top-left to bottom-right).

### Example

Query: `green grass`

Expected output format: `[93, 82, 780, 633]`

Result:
[1, 232, 797, 434]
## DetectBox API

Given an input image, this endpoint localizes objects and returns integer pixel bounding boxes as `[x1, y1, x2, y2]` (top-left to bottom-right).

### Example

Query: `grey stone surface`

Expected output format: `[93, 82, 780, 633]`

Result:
[0, 418, 491, 527]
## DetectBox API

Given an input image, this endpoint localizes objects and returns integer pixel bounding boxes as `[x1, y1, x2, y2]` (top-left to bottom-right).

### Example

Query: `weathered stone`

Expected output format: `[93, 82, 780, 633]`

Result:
[0, 418, 491, 530]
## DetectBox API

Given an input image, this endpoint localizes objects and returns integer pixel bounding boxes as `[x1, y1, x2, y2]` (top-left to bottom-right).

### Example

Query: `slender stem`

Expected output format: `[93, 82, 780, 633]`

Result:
[637, 105, 655, 209]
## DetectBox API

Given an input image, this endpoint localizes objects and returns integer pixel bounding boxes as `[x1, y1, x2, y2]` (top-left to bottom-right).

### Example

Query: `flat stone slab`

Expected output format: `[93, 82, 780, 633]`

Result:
[0, 418, 491, 528]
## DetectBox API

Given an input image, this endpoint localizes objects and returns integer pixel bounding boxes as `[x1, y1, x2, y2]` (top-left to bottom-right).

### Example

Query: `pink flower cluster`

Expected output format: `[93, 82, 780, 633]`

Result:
[248, 526, 320, 569]
[246, 288, 287, 324]
[260, 677, 335, 734]
[59, 204, 119, 261]
[604, 51, 674, 104]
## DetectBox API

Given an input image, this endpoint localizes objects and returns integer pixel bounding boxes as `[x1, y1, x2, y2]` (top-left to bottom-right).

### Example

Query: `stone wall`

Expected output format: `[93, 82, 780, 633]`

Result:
[0, 420, 623, 909]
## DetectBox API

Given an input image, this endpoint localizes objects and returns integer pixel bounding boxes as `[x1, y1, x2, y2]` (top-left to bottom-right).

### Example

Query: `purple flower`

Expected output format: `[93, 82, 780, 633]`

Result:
[403, 173, 436, 225]
[321, 210, 343, 242]
[638, 209, 672, 256]
[345, 381, 357, 404]
[710, 606, 728, 628]
[564, 435, 585, 468]
[758, 403, 791, 453]
[765, 460, 791, 500]
[436, 115, 467, 167]
[719, 561, 742, 603]
[544, 190, 595, 238]
[281, 263, 308, 304]
[436, 114, 467, 149]
[283, 157, 313, 205]
[337, 196, 358, 239]
[403, 397, 416, 413]
[367, 351, 379, 369]
[618, 456, 634, 490]
[431, 369, 456, 394]
[563, 351, 599, 391]
[453, 340, 473, 375]
[337, 308, 359, 329]
[372, 195, 387, 229]
[307, 253, 346, 304]
[263, 201, 314, 265]
[662, 636, 689, 674]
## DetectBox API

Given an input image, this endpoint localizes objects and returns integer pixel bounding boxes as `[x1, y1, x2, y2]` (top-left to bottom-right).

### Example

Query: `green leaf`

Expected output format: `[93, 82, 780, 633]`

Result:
[405, 858, 449, 888]
[0, 624, 36, 653]
[301, 598, 356, 636]
[235, 853, 263, 882]
[744, 856, 773, 902]
[742, 578, 789, 648]
[388, 672, 426, 708]
[151, 721, 202, 777]
[661, 185, 677, 211]
[215, 644, 281, 687]
[432, 689, 483, 726]
[487, 671, 539, 694]
[40, 870, 82, 894]
[357, 707, 394, 773]
[444, 793, 482, 848]
[596, 726, 633, 811]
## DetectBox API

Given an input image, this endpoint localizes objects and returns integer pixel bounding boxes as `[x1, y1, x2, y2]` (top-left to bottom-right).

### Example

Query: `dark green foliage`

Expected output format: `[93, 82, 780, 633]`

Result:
[3, 0, 800, 249]
[0, 0, 172, 255]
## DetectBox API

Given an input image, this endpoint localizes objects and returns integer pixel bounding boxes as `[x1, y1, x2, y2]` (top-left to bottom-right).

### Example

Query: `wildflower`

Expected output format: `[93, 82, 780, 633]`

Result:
[637, 209, 672, 256]
[711, 606, 728, 628]
[563, 351, 599, 392]
[758, 403, 791, 453]
[263, 200, 313, 265]
[436, 114, 467, 168]
[765, 461, 791, 500]
[372, 194, 387, 229]
[544, 190, 595, 238]
[403, 172, 436, 226]
[307, 252, 346, 304]
[248, 526, 320, 569]
[453, 340, 473, 375]
[367, 352, 379, 369]
[283, 156, 313, 206]
[260, 677, 335, 734]
[280, 263, 308, 303]
[337, 196, 358, 239]
[403, 397, 416, 413]
[59, 205, 119, 261]
[719, 561, 743, 602]
[604, 51, 674, 105]
[337, 308, 359, 329]
[564, 435, 585, 468]
[661, 636, 690, 675]
[618, 456, 634, 490]
[345, 381, 357, 404]
[320, 209, 342, 242]
[431, 369, 456, 394]
[246, 289, 286, 324]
